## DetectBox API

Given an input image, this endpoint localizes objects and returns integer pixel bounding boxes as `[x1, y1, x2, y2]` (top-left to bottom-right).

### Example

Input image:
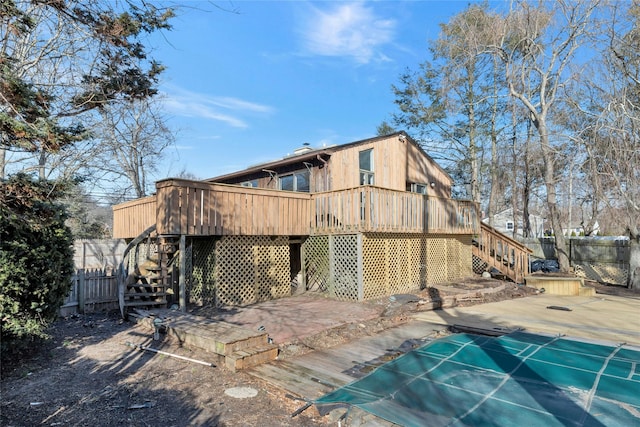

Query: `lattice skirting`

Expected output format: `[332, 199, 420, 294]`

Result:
[574, 263, 628, 286]
[187, 236, 291, 307]
[303, 233, 473, 302]
[473, 255, 488, 274]
[189, 238, 215, 306]
[185, 233, 475, 306]
[303, 235, 330, 294]
[363, 234, 472, 300]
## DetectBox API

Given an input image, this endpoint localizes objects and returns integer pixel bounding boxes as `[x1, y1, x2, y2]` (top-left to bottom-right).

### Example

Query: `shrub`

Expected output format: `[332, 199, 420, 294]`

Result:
[0, 174, 74, 351]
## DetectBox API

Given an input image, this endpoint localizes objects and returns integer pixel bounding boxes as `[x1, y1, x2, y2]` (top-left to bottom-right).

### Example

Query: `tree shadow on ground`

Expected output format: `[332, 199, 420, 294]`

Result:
[1, 311, 225, 427]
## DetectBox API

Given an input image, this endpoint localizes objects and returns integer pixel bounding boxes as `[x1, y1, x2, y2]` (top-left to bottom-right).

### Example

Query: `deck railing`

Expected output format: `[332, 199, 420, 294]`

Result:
[473, 222, 532, 283]
[312, 186, 478, 234]
[112, 195, 157, 239]
[112, 181, 480, 238]
[155, 179, 312, 236]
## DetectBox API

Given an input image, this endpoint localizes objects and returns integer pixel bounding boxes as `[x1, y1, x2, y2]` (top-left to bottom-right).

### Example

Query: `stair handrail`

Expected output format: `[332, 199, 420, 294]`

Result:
[118, 224, 157, 318]
[473, 222, 532, 283]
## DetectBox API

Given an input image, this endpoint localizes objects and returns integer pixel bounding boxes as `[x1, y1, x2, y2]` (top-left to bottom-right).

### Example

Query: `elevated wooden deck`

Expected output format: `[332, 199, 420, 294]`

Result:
[113, 179, 479, 238]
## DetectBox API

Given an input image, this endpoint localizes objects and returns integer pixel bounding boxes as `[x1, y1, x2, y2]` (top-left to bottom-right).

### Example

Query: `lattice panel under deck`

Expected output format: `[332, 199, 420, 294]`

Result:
[575, 263, 628, 286]
[216, 236, 290, 307]
[362, 234, 429, 300]
[473, 254, 488, 274]
[189, 238, 216, 306]
[330, 235, 359, 301]
[254, 240, 291, 302]
[426, 237, 449, 285]
[127, 240, 158, 273]
[446, 235, 473, 281]
[362, 236, 388, 300]
[458, 235, 473, 278]
[303, 235, 330, 293]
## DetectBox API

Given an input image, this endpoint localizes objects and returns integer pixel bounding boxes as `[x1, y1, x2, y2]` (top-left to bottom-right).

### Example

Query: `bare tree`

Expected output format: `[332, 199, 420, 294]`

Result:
[579, 1, 640, 288]
[1, 0, 173, 180]
[392, 3, 509, 204]
[494, 0, 600, 272]
[92, 97, 175, 199]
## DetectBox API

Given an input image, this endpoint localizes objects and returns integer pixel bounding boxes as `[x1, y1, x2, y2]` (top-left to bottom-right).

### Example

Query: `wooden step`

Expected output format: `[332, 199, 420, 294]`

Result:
[132, 309, 277, 370]
[124, 300, 167, 308]
[226, 344, 279, 372]
[125, 291, 168, 298]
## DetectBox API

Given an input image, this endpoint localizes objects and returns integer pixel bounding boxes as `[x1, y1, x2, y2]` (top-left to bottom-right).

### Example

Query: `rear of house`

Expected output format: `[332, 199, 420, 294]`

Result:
[112, 132, 481, 313]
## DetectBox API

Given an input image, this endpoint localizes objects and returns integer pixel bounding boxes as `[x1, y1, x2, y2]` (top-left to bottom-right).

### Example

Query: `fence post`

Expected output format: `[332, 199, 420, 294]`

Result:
[78, 269, 85, 313]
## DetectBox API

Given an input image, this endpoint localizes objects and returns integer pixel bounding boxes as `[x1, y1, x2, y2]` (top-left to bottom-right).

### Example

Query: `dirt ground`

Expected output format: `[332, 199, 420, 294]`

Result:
[1, 277, 635, 427]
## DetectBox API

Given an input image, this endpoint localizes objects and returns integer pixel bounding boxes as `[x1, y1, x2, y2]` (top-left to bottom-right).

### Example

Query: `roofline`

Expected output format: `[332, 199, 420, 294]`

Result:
[205, 149, 332, 182]
[205, 130, 453, 183]
[397, 131, 454, 183]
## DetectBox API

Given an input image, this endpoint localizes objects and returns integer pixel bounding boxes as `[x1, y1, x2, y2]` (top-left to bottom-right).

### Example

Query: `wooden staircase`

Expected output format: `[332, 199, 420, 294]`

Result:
[119, 226, 180, 318]
[473, 222, 532, 283]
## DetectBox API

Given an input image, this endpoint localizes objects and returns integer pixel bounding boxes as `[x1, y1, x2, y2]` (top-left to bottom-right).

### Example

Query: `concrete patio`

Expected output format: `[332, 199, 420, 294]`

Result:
[413, 293, 640, 345]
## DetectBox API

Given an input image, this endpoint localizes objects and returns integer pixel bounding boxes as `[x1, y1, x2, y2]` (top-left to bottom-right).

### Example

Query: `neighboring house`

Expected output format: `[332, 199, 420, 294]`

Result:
[483, 208, 545, 238]
[112, 132, 524, 314]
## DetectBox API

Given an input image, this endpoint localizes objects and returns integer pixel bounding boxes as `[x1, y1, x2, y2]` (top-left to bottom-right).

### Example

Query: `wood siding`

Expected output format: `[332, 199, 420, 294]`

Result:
[328, 137, 407, 191]
[406, 141, 452, 197]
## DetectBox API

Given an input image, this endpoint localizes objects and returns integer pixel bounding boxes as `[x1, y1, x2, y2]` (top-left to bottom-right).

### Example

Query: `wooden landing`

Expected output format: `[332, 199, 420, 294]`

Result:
[132, 309, 278, 371]
[247, 321, 446, 400]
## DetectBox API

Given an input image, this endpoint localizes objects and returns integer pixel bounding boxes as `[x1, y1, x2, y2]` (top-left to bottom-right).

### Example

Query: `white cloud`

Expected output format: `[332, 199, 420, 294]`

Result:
[161, 87, 274, 128]
[299, 2, 396, 64]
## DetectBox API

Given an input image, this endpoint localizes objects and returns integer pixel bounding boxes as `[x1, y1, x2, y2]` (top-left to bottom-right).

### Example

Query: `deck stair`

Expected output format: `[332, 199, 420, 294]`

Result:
[473, 222, 532, 283]
[120, 228, 180, 317]
[123, 262, 169, 309]
[131, 309, 278, 371]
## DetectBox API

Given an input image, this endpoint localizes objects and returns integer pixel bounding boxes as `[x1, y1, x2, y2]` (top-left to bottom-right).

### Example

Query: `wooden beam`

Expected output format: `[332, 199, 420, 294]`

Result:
[179, 235, 186, 312]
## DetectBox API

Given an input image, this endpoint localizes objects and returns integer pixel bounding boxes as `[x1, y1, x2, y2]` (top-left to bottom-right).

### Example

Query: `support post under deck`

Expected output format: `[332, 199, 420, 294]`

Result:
[179, 234, 186, 312]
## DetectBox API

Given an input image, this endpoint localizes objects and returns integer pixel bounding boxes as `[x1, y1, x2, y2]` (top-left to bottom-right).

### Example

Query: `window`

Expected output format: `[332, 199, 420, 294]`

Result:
[359, 149, 374, 185]
[506, 221, 514, 231]
[240, 179, 258, 188]
[279, 170, 310, 192]
[410, 183, 427, 194]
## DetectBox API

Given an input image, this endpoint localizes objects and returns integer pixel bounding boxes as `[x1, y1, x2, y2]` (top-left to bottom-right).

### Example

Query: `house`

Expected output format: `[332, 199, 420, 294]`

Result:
[483, 208, 545, 238]
[112, 132, 528, 315]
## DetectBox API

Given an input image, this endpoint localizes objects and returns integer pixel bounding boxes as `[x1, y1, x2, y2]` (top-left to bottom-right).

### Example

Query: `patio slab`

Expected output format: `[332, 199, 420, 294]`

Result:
[413, 293, 640, 345]
[198, 294, 384, 345]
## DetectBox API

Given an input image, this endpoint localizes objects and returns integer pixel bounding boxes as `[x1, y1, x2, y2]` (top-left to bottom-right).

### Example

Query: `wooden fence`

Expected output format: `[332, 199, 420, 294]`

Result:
[521, 236, 630, 285]
[60, 269, 119, 316]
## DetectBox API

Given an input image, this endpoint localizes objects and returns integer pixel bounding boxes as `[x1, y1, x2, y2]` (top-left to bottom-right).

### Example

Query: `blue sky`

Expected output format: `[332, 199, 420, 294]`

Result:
[153, 1, 475, 180]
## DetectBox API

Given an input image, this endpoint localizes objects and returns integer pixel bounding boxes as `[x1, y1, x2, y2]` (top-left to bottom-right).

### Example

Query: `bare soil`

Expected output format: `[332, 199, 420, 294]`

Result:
[2, 276, 634, 426]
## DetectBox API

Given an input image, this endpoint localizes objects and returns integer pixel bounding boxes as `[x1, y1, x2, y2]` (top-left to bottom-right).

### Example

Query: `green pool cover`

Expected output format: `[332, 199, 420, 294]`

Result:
[315, 332, 640, 426]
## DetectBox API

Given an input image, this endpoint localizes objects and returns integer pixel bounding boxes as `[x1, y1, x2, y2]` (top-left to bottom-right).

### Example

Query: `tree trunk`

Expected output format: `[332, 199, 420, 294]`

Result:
[487, 58, 500, 228]
[522, 119, 533, 237]
[629, 236, 640, 290]
[538, 122, 570, 272]
[0, 146, 5, 180]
